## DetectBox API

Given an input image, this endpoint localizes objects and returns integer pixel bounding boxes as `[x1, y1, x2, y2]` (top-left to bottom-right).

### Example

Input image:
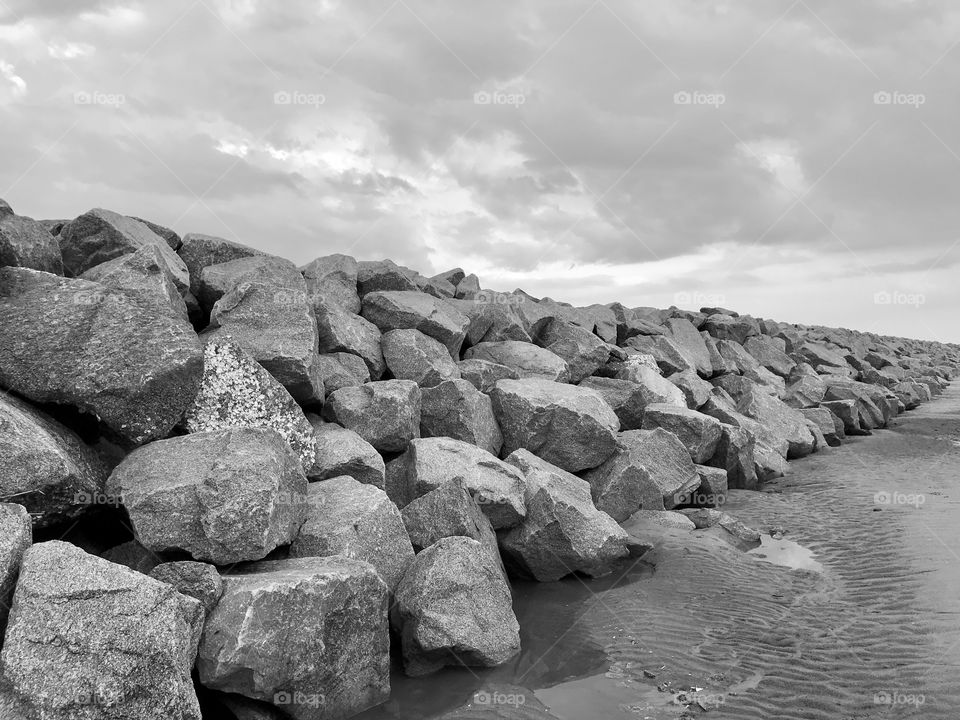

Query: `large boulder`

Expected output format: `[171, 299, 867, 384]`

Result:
[381, 329, 461, 387]
[702, 314, 759, 344]
[464, 340, 569, 382]
[290, 477, 414, 592]
[148, 561, 223, 615]
[795, 341, 850, 371]
[322, 381, 421, 453]
[639, 404, 723, 463]
[615, 363, 686, 408]
[387, 437, 525, 529]
[1, 541, 203, 720]
[316, 306, 386, 379]
[490, 379, 619, 473]
[531, 317, 609, 382]
[0, 394, 107, 529]
[667, 369, 713, 409]
[0, 504, 30, 634]
[183, 342, 317, 471]
[449, 297, 532, 347]
[783, 363, 826, 409]
[306, 419, 385, 488]
[727, 378, 816, 459]
[314, 352, 370, 394]
[744, 336, 795, 377]
[300, 253, 361, 315]
[624, 335, 695, 375]
[821, 398, 868, 435]
[356, 259, 422, 295]
[361, 291, 469, 357]
[177, 232, 262, 297]
[200, 256, 324, 405]
[582, 428, 700, 521]
[197, 556, 390, 720]
[822, 376, 889, 429]
[707, 424, 759, 490]
[107, 428, 308, 564]
[420, 379, 503, 456]
[578, 377, 651, 430]
[502, 450, 629, 581]
[664, 317, 713, 377]
[0, 268, 203, 444]
[392, 537, 520, 676]
[0, 208, 63, 274]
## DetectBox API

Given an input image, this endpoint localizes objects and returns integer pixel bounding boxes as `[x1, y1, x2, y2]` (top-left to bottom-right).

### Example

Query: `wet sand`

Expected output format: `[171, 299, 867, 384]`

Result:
[358, 385, 960, 720]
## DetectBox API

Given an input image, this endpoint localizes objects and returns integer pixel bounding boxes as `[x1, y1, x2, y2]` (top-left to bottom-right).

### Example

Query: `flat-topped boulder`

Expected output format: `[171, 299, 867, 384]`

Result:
[307, 419, 385, 488]
[531, 317, 609, 382]
[464, 340, 569, 382]
[322, 380, 421, 453]
[361, 290, 469, 357]
[177, 232, 263, 296]
[381, 328, 461, 387]
[640, 404, 723, 463]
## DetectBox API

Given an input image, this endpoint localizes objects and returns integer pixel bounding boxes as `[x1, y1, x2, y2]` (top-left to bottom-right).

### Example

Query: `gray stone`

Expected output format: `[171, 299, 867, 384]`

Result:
[129, 217, 180, 250]
[381, 329, 461, 387]
[624, 335, 694, 375]
[0, 268, 203, 444]
[578, 376, 650, 430]
[300, 253, 360, 315]
[107, 428, 308, 564]
[640, 404, 723, 463]
[290, 477, 414, 592]
[691, 465, 728, 506]
[795, 341, 849, 370]
[457, 358, 520, 393]
[420, 379, 503, 456]
[731, 378, 816, 459]
[615, 363, 687, 408]
[801, 407, 842, 447]
[744, 335, 795, 377]
[0, 504, 30, 634]
[1, 541, 203, 720]
[357, 259, 422, 295]
[197, 556, 390, 720]
[149, 561, 223, 614]
[322, 380, 421, 453]
[307, 419, 385, 488]
[784, 363, 826, 408]
[0, 210, 63, 274]
[455, 273, 481, 299]
[664, 318, 713, 377]
[667, 369, 713, 409]
[177, 232, 263, 297]
[531, 317, 609, 382]
[707, 423, 759, 490]
[314, 352, 370, 394]
[0, 394, 106, 529]
[100, 540, 161, 574]
[361, 291, 470, 357]
[821, 399, 866, 435]
[316, 306, 385, 380]
[702, 314, 760, 344]
[392, 536, 520, 676]
[491, 378, 620, 473]
[464, 340, 569, 382]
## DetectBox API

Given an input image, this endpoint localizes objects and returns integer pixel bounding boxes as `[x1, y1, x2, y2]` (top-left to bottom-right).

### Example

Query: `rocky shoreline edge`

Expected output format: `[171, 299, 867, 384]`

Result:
[0, 203, 956, 720]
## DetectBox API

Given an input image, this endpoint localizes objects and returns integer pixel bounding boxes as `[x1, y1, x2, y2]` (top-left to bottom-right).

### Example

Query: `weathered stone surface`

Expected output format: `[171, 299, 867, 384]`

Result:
[531, 317, 609, 382]
[795, 341, 849, 370]
[316, 306, 385, 380]
[0, 504, 30, 634]
[502, 451, 628, 581]
[582, 429, 700, 521]
[290, 477, 414, 592]
[578, 377, 649, 430]
[300, 253, 361, 315]
[0, 209, 63, 274]
[392, 536, 520, 676]
[59, 208, 189, 291]
[801, 407, 842, 447]
[1, 541, 203, 720]
[821, 398, 866, 435]
[420, 379, 502, 456]
[0, 394, 107, 529]
[314, 352, 370, 394]
[178, 232, 263, 297]
[744, 335, 795, 377]
[197, 556, 390, 720]
[149, 561, 223, 614]
[99, 540, 161, 574]
[822, 377, 888, 429]
[491, 378, 620, 473]
[728, 378, 816, 459]
[381, 329, 461, 387]
[707, 423, 759, 490]
[448, 297, 532, 347]
[640, 404, 723, 463]
[0, 268, 203, 445]
[200, 256, 324, 405]
[784, 363, 826, 409]
[464, 340, 569, 382]
[184, 342, 317, 470]
[454, 273, 480, 299]
[107, 428, 308, 564]
[692, 465, 728, 506]
[457, 358, 520, 393]
[702, 314, 759, 344]
[307, 419, 385, 488]
[322, 380, 421, 453]
[624, 335, 695, 375]
[664, 317, 713, 377]
[129, 217, 180, 250]
[623, 509, 696, 532]
[615, 363, 687, 410]
[388, 437, 525, 529]
[667, 369, 713, 409]
[361, 291, 469, 357]
[678, 507, 724, 528]
[357, 259, 422, 295]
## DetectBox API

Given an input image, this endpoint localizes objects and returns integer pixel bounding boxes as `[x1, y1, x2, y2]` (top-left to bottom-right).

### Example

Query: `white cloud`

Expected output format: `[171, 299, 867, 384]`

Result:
[48, 41, 95, 59]
[0, 61, 27, 98]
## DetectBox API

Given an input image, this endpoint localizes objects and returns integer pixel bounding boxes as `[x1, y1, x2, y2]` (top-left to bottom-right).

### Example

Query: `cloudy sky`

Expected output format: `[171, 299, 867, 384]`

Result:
[1, 0, 959, 342]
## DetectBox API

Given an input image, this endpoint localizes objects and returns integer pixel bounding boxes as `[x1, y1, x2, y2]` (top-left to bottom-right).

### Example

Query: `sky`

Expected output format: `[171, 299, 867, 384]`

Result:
[1, 0, 959, 342]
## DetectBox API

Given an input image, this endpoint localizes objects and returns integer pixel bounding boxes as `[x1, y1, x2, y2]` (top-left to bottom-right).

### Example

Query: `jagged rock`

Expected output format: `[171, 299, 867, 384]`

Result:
[624, 335, 695, 375]
[491, 378, 620, 473]
[617, 316, 668, 344]
[457, 358, 520, 393]
[0, 208, 63, 274]
[701, 387, 786, 480]
[701, 332, 735, 375]
[357, 259, 422, 295]
[691, 465, 728, 506]
[197, 556, 390, 719]
[744, 335, 795, 377]
[316, 306, 385, 379]
[432, 268, 465, 287]
[455, 273, 481, 299]
[464, 340, 569, 382]
[582, 428, 700, 521]
[129, 217, 179, 250]
[381, 329, 461, 387]
[1, 541, 203, 720]
[59, 208, 189, 292]
[300, 253, 361, 314]
[679, 508, 723, 528]
[0, 268, 203, 444]
[387, 437, 525, 529]
[420, 379, 502, 456]
[314, 352, 370, 394]
[726, 377, 816, 459]
[392, 536, 520, 676]
[0, 504, 30, 634]
[200, 256, 324, 405]
[361, 291, 470, 356]
[307, 419, 385, 488]
[107, 428, 308, 564]
[149, 561, 223, 614]
[702, 314, 760, 344]
[501, 451, 629, 581]
[322, 380, 421, 453]
[664, 318, 713, 377]
[615, 363, 687, 410]
[795, 341, 849, 370]
[183, 342, 317, 471]
[707, 423, 759, 490]
[801, 407, 842, 447]
[177, 232, 262, 297]
[447, 297, 532, 346]
[892, 381, 926, 410]
[531, 317, 609, 382]
[716, 339, 760, 375]
[290, 477, 414, 592]
[0, 394, 106, 529]
[667, 369, 712, 409]
[821, 398, 867, 435]
[640, 404, 723, 463]
[578, 377, 650, 430]
[783, 363, 826, 408]
[822, 376, 889, 429]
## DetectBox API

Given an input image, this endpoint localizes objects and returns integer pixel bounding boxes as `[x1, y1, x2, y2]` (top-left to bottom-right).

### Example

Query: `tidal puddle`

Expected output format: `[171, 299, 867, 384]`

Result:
[747, 534, 823, 572]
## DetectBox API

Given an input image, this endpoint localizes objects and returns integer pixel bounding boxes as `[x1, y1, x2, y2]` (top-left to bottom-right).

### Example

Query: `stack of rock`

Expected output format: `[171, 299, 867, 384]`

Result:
[0, 200, 955, 719]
